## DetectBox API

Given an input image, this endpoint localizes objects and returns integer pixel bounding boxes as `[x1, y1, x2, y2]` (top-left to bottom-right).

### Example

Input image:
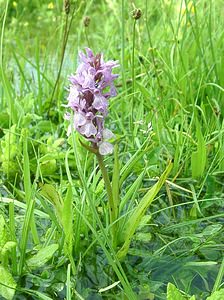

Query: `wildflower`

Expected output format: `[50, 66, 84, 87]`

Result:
[140, 121, 153, 135]
[48, 2, 54, 9]
[65, 48, 119, 155]
[134, 120, 153, 135]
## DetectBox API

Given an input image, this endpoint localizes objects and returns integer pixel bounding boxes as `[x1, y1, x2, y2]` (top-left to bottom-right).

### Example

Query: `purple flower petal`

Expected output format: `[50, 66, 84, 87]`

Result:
[64, 112, 71, 120]
[65, 48, 119, 147]
[102, 128, 115, 139]
[98, 141, 114, 155]
[79, 122, 97, 137]
[68, 86, 79, 106]
[68, 74, 77, 85]
[92, 94, 108, 111]
[74, 112, 86, 127]
[85, 47, 94, 59]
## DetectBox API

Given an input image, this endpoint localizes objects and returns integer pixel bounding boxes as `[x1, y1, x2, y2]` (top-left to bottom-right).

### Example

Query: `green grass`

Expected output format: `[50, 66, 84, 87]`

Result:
[0, 0, 224, 299]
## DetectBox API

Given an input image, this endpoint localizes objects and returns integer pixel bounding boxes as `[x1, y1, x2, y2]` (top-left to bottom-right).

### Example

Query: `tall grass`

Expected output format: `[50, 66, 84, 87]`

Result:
[0, 0, 223, 299]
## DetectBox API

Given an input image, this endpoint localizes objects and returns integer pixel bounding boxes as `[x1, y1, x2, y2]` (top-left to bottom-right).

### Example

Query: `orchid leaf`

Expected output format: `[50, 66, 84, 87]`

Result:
[0, 266, 16, 300]
[167, 283, 185, 300]
[191, 119, 207, 178]
[206, 289, 224, 300]
[27, 244, 58, 269]
[39, 184, 63, 219]
[62, 184, 73, 255]
[117, 161, 172, 260]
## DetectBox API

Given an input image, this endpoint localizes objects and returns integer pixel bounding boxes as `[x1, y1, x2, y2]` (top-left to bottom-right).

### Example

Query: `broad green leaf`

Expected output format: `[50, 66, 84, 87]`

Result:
[136, 81, 150, 97]
[202, 224, 222, 236]
[117, 161, 172, 260]
[119, 140, 153, 185]
[0, 266, 16, 300]
[0, 125, 22, 177]
[1, 68, 17, 124]
[119, 170, 145, 212]
[206, 289, 224, 300]
[62, 184, 73, 255]
[39, 184, 63, 218]
[35, 120, 57, 132]
[0, 112, 9, 128]
[0, 216, 16, 266]
[134, 232, 152, 242]
[27, 244, 58, 269]
[191, 120, 206, 178]
[0, 215, 8, 248]
[138, 214, 152, 228]
[189, 296, 196, 300]
[53, 138, 65, 148]
[167, 283, 185, 300]
[40, 159, 57, 176]
[39, 154, 58, 162]
[24, 289, 54, 300]
[95, 178, 104, 195]
[21, 130, 39, 269]
[1, 242, 16, 258]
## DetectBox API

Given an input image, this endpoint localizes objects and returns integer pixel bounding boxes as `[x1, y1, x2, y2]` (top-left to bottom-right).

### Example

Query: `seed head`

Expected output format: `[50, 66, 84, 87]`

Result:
[64, 0, 70, 15]
[83, 16, 91, 27]
[132, 8, 142, 20]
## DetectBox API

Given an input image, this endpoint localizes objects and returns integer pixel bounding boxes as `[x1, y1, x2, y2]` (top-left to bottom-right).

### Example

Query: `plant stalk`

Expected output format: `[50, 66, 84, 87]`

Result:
[95, 153, 117, 245]
[131, 19, 136, 129]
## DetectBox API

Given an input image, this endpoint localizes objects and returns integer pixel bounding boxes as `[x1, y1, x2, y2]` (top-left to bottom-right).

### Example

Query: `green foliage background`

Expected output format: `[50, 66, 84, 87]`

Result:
[0, 0, 224, 299]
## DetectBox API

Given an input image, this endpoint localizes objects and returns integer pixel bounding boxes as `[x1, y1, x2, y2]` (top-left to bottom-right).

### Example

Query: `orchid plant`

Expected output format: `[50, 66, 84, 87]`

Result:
[65, 48, 172, 259]
[65, 48, 118, 155]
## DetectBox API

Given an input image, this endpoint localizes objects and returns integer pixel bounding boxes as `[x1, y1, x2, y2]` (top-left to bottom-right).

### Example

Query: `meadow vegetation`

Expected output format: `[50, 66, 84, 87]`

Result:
[0, 0, 224, 299]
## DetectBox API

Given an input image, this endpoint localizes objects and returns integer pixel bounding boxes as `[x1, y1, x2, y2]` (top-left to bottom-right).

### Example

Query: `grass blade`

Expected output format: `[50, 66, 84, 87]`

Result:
[117, 161, 173, 260]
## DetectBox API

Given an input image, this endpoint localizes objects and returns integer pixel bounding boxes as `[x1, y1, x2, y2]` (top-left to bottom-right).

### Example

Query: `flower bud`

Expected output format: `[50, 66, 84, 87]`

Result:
[132, 8, 142, 20]
[64, 0, 70, 15]
[83, 16, 91, 27]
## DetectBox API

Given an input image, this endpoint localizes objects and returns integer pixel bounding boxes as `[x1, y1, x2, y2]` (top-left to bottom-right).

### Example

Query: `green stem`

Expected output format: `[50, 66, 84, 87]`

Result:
[121, 0, 126, 91]
[80, 140, 118, 247]
[131, 19, 136, 129]
[96, 153, 117, 242]
[48, 1, 80, 116]
[84, 27, 90, 47]
[48, 13, 69, 116]
[145, 0, 175, 147]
